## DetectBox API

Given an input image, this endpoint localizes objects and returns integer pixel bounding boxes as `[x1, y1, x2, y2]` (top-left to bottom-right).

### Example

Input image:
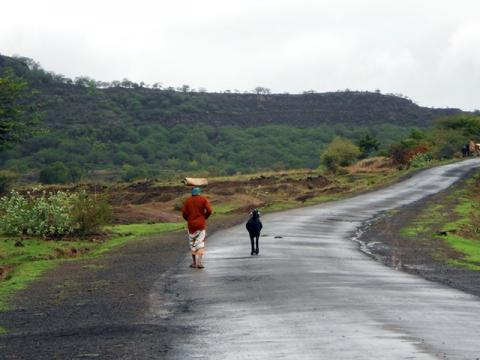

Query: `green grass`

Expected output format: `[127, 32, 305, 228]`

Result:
[0, 260, 56, 312]
[0, 222, 183, 312]
[444, 235, 480, 270]
[306, 194, 342, 204]
[400, 204, 445, 237]
[96, 223, 183, 255]
[400, 171, 480, 270]
[440, 196, 480, 269]
[108, 223, 184, 236]
[211, 203, 239, 214]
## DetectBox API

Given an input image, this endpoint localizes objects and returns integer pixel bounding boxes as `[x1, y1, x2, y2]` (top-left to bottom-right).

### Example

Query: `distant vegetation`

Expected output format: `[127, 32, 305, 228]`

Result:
[1, 122, 412, 182]
[0, 54, 470, 183]
[0, 67, 41, 150]
[386, 114, 480, 168]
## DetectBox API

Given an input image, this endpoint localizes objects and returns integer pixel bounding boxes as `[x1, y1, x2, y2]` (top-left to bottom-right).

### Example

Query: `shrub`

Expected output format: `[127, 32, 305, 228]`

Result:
[39, 162, 86, 184]
[0, 190, 76, 237]
[410, 152, 433, 168]
[390, 144, 429, 166]
[0, 171, 16, 195]
[39, 162, 70, 184]
[71, 191, 111, 236]
[433, 144, 456, 159]
[123, 167, 148, 182]
[68, 165, 85, 182]
[426, 128, 467, 160]
[321, 137, 361, 172]
[356, 134, 380, 158]
[0, 189, 111, 238]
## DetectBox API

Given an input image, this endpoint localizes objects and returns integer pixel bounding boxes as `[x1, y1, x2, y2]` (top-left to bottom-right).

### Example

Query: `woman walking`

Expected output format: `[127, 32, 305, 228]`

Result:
[181, 187, 213, 269]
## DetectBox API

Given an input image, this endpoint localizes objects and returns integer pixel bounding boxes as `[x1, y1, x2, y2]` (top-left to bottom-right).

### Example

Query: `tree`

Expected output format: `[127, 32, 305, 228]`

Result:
[0, 68, 41, 150]
[253, 86, 271, 95]
[321, 137, 361, 172]
[356, 134, 380, 158]
[38, 162, 70, 184]
[436, 114, 480, 138]
[179, 84, 191, 93]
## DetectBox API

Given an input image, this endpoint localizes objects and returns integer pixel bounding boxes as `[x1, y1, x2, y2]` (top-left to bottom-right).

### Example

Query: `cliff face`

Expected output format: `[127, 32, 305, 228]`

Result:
[0, 54, 462, 130]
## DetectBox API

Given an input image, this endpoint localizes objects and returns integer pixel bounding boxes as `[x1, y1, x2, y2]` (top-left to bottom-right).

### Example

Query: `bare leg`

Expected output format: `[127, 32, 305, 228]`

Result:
[190, 254, 197, 268]
[196, 255, 204, 268]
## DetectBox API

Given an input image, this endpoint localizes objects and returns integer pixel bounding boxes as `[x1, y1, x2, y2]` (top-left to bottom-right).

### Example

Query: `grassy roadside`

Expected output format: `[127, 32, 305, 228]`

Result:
[0, 223, 183, 312]
[400, 170, 480, 270]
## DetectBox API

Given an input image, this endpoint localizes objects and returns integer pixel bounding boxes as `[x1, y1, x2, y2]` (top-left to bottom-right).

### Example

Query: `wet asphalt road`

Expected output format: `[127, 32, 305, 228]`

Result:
[150, 159, 480, 360]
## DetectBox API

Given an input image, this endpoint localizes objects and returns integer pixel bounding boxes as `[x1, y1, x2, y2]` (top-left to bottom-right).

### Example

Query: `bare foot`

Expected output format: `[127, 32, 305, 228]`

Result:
[189, 264, 197, 268]
[197, 264, 205, 269]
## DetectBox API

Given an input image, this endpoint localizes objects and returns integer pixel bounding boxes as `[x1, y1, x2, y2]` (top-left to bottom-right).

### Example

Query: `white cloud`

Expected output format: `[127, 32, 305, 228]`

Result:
[0, 0, 479, 109]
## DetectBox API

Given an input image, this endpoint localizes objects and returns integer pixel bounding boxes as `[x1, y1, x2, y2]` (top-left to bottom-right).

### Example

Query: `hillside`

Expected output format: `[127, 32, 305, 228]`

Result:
[0, 54, 465, 181]
[0, 54, 460, 129]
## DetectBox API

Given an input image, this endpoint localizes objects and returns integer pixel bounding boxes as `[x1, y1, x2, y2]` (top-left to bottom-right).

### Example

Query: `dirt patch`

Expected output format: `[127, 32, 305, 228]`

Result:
[53, 247, 91, 258]
[358, 178, 480, 298]
[113, 202, 181, 224]
[348, 156, 395, 173]
[0, 265, 13, 282]
[25, 172, 334, 224]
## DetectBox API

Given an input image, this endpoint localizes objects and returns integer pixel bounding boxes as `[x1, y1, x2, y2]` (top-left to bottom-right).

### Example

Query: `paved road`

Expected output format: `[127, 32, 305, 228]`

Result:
[149, 159, 480, 360]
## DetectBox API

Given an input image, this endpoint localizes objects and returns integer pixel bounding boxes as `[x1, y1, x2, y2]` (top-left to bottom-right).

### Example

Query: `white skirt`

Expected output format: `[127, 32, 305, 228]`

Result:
[189, 230, 206, 255]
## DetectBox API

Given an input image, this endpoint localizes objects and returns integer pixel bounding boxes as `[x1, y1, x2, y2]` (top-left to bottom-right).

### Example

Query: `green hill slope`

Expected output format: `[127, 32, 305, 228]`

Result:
[0, 54, 464, 182]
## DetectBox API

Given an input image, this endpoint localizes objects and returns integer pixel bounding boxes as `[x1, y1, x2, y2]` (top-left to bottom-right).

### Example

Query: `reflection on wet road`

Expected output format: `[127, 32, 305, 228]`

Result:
[151, 159, 480, 360]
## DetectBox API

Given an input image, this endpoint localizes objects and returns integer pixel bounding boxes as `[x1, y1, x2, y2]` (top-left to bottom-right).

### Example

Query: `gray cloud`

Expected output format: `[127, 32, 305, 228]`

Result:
[1, 0, 479, 110]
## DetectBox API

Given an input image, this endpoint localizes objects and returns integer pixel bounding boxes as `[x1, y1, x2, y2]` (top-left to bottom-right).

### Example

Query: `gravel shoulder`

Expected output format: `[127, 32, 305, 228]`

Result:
[0, 216, 243, 359]
[357, 171, 480, 298]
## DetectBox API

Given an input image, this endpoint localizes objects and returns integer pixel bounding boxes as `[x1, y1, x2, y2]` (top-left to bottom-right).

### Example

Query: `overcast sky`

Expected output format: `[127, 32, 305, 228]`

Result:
[1, 0, 479, 110]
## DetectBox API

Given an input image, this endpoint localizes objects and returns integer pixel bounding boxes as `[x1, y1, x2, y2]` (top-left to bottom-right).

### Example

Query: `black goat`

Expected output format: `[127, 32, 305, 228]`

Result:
[246, 209, 263, 255]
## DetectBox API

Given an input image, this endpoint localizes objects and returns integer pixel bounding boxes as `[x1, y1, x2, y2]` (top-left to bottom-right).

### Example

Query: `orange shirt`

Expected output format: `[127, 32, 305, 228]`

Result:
[182, 195, 213, 233]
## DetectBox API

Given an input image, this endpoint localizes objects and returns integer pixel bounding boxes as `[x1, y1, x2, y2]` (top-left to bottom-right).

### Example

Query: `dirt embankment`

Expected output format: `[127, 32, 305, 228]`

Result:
[358, 177, 480, 298]
[18, 156, 401, 226]
[24, 172, 335, 225]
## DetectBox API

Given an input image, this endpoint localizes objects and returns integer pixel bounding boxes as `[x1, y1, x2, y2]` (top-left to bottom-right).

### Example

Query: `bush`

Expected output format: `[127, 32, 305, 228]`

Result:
[433, 144, 456, 159]
[321, 137, 361, 172]
[0, 171, 16, 195]
[68, 165, 85, 182]
[0, 189, 111, 238]
[390, 144, 429, 166]
[426, 128, 467, 160]
[123, 167, 148, 182]
[356, 134, 380, 158]
[39, 162, 70, 184]
[0, 190, 76, 237]
[38, 162, 85, 184]
[410, 152, 433, 168]
[71, 191, 111, 236]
